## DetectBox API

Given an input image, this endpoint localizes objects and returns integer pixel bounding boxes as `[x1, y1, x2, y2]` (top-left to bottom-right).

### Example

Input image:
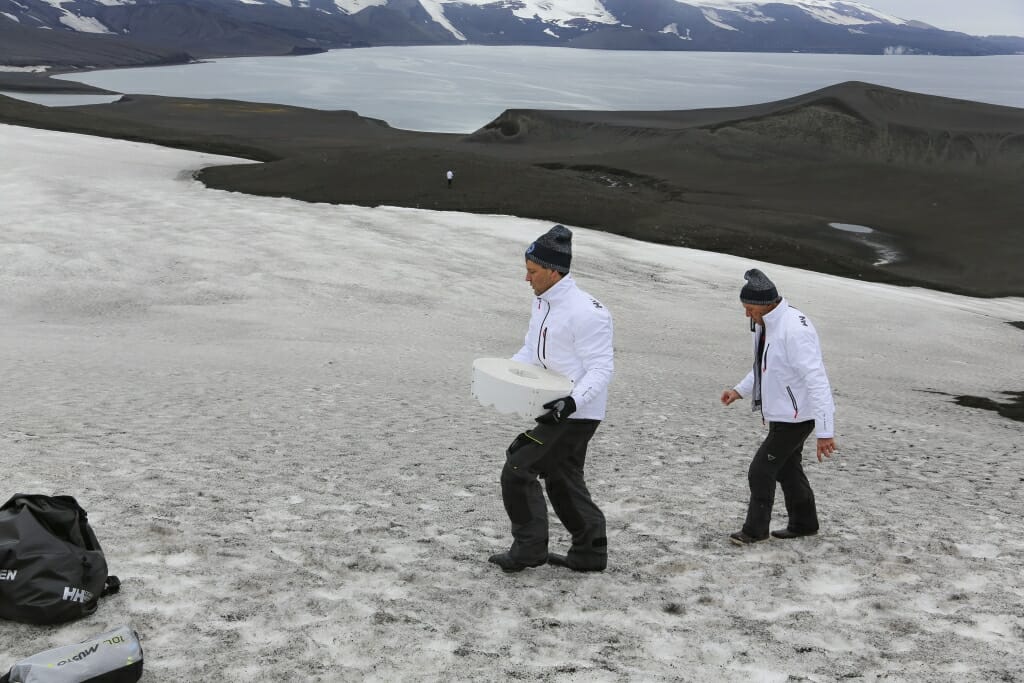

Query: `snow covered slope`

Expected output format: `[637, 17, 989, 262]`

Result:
[1, 121, 1022, 682]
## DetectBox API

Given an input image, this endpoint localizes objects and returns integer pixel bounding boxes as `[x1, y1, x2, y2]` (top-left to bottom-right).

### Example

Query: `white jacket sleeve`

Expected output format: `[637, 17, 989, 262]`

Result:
[789, 325, 835, 438]
[734, 330, 756, 398]
[511, 340, 533, 365]
[735, 370, 755, 399]
[570, 309, 614, 409]
[511, 303, 539, 366]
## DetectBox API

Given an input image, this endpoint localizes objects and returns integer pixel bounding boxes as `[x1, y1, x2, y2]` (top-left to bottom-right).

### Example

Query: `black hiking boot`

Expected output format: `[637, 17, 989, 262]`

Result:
[770, 528, 819, 540]
[729, 530, 769, 546]
[488, 552, 545, 573]
[547, 553, 606, 573]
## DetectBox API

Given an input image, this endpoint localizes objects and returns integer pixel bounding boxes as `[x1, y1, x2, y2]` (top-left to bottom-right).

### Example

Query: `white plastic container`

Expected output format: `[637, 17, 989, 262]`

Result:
[471, 358, 573, 419]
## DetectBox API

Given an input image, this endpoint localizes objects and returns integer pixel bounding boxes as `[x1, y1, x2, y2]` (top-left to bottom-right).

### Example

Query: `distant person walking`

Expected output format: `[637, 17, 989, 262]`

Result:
[446, 169, 454, 188]
[720, 269, 837, 545]
[488, 225, 615, 573]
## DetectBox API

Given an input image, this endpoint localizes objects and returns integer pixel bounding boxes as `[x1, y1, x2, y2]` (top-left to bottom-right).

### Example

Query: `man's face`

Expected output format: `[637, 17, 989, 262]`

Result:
[743, 302, 775, 326]
[525, 260, 561, 296]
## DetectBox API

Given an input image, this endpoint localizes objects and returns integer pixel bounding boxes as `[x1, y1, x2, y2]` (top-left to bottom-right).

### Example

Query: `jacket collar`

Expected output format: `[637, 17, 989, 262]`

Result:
[761, 298, 789, 329]
[538, 273, 575, 304]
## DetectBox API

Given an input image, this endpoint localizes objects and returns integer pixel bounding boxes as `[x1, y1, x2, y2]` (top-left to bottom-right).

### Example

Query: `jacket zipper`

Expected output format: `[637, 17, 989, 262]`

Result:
[536, 299, 551, 368]
[786, 385, 799, 418]
[762, 343, 770, 371]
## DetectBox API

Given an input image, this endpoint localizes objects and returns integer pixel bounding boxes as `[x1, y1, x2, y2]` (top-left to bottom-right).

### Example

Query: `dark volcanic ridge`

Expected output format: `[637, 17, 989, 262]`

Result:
[2, 81, 1022, 298]
[0, 21, 192, 71]
[470, 82, 1024, 167]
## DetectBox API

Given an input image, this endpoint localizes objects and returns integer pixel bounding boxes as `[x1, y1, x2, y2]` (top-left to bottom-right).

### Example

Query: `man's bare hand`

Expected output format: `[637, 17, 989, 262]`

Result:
[816, 438, 837, 462]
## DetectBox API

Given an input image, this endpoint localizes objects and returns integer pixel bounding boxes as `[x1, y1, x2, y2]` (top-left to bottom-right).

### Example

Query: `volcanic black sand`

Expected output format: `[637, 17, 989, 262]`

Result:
[2, 80, 1023, 298]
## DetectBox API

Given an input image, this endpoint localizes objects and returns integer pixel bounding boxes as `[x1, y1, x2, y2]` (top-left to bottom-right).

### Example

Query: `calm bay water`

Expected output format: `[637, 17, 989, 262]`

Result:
[25, 46, 1024, 133]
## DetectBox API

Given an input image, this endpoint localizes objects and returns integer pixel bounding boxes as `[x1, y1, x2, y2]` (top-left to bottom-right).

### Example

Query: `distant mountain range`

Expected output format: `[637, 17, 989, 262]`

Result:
[2, 0, 1023, 71]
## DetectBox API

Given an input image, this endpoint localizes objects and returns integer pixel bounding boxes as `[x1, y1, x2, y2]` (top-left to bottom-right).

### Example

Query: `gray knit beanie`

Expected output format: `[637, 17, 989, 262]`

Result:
[739, 268, 779, 305]
[525, 224, 572, 273]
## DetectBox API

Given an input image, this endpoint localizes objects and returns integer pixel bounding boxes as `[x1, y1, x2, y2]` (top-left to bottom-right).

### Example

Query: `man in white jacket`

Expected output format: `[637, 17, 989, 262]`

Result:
[489, 225, 615, 573]
[721, 269, 837, 545]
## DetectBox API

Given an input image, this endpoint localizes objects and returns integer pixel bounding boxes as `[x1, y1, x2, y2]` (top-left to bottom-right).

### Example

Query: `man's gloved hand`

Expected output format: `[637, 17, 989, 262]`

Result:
[535, 396, 576, 424]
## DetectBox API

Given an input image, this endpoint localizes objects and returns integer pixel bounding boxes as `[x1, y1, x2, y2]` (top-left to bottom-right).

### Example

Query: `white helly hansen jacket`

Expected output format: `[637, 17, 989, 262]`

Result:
[734, 298, 836, 438]
[512, 274, 614, 420]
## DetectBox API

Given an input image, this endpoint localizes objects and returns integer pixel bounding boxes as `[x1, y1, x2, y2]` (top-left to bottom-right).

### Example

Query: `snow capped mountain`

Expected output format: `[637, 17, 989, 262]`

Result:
[331, 0, 389, 12]
[1, 0, 1021, 71]
[692, 0, 907, 28]
[435, 0, 618, 27]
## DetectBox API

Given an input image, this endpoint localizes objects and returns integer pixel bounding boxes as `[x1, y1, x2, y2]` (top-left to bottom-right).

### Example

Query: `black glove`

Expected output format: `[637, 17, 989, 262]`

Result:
[535, 396, 576, 424]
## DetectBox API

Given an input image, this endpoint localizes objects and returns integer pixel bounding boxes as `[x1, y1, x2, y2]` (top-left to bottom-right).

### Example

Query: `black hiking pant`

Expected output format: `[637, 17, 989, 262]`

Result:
[500, 419, 607, 568]
[742, 420, 819, 538]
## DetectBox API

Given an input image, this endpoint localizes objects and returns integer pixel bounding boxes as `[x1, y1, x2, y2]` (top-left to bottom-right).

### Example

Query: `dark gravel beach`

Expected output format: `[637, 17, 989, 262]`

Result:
[3, 80, 1022, 297]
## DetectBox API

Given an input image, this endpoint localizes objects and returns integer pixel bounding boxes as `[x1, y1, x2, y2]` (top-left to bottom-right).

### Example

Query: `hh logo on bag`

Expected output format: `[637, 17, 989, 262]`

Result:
[0, 569, 17, 581]
[62, 586, 94, 603]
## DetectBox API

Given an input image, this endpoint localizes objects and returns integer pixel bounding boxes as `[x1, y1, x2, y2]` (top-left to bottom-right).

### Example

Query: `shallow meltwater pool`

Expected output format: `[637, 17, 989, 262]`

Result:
[829, 222, 874, 234]
[828, 222, 902, 266]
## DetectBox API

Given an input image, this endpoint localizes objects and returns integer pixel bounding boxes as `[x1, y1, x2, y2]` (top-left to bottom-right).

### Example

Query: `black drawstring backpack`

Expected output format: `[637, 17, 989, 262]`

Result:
[0, 494, 120, 625]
